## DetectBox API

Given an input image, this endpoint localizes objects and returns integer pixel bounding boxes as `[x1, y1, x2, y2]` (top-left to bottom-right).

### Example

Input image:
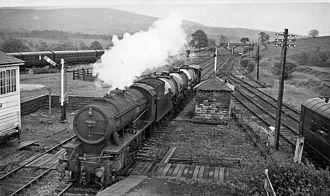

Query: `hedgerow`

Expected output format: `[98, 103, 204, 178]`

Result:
[239, 161, 330, 195]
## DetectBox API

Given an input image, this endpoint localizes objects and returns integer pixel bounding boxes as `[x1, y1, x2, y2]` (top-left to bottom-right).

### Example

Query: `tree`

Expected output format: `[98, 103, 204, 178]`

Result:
[90, 41, 103, 50]
[208, 38, 217, 47]
[219, 35, 228, 44]
[240, 37, 250, 44]
[259, 32, 270, 49]
[0, 37, 31, 52]
[309, 29, 319, 41]
[36, 41, 49, 51]
[189, 29, 208, 50]
[79, 41, 90, 50]
[52, 41, 77, 51]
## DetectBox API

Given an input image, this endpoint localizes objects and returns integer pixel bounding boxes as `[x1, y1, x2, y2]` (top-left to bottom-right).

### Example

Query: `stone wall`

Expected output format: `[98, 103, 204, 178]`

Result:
[194, 90, 231, 122]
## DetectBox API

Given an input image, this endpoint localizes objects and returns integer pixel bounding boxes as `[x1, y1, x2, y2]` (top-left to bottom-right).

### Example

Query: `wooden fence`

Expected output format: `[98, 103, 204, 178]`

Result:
[72, 68, 95, 81]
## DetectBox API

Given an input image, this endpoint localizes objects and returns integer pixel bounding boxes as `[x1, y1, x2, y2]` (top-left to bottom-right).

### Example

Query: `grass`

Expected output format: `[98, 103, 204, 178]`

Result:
[246, 36, 330, 110]
[20, 71, 109, 102]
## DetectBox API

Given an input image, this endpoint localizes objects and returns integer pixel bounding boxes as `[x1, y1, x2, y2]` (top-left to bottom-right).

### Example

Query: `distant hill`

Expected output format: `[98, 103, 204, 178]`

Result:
[0, 8, 278, 42]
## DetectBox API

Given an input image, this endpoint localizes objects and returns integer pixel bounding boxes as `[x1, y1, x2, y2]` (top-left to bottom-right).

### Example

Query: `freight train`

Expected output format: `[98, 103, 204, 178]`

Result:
[57, 64, 201, 186]
[7, 50, 104, 68]
[300, 97, 330, 164]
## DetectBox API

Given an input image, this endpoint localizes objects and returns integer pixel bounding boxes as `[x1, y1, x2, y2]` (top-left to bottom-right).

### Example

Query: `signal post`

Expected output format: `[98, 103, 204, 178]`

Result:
[43, 56, 67, 122]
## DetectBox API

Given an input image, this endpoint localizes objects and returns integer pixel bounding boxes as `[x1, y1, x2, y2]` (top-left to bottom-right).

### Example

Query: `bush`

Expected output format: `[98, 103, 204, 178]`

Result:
[293, 50, 330, 67]
[271, 61, 297, 80]
[240, 58, 255, 73]
[239, 161, 330, 195]
[268, 162, 330, 195]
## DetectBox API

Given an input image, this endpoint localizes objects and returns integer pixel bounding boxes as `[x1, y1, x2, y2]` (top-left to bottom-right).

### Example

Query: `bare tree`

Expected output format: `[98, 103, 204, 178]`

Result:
[219, 35, 228, 44]
[309, 29, 319, 41]
[259, 32, 269, 49]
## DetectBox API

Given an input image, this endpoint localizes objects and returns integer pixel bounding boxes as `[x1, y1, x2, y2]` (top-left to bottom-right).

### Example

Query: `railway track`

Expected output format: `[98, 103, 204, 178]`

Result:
[0, 135, 76, 196]
[228, 74, 300, 148]
[201, 55, 232, 80]
[55, 182, 99, 196]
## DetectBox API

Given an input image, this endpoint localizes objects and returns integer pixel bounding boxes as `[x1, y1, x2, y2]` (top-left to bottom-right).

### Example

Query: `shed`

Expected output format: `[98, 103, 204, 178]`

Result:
[193, 77, 234, 123]
[0, 51, 24, 142]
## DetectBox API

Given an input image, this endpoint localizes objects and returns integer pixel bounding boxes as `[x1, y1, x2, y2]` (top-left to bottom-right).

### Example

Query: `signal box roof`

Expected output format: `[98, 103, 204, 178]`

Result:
[0, 51, 24, 66]
[194, 77, 234, 92]
[302, 97, 330, 119]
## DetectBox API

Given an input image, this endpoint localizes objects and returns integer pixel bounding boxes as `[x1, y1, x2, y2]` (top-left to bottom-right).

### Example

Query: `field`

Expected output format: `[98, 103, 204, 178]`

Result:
[20, 68, 110, 102]
[244, 36, 330, 110]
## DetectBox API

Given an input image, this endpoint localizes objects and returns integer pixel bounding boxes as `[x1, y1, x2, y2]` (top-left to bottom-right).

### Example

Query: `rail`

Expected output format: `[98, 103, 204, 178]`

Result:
[0, 135, 75, 181]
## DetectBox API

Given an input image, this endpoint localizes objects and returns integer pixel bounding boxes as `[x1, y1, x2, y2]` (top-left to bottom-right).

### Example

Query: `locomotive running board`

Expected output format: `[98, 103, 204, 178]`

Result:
[103, 121, 152, 155]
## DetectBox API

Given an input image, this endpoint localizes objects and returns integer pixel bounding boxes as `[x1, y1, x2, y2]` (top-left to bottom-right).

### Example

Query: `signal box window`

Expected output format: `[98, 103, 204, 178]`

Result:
[0, 69, 17, 95]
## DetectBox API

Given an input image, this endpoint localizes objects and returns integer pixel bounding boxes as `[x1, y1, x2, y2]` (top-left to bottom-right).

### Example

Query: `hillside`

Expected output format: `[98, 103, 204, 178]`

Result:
[0, 8, 155, 35]
[244, 36, 330, 110]
[0, 8, 276, 42]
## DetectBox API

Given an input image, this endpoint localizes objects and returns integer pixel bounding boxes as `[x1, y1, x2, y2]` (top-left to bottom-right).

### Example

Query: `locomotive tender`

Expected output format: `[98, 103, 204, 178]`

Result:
[57, 65, 201, 186]
[7, 50, 104, 68]
[300, 97, 330, 164]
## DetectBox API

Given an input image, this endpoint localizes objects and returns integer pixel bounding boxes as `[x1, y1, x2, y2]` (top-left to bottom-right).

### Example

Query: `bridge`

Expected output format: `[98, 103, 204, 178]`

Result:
[219, 42, 254, 55]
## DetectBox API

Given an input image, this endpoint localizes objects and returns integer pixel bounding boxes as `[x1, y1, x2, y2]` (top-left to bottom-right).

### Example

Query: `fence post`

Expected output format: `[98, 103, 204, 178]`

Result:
[48, 88, 52, 116]
[294, 136, 304, 163]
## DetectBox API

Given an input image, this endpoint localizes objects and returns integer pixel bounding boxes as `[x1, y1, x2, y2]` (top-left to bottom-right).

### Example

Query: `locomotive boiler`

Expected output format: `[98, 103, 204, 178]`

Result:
[58, 64, 201, 186]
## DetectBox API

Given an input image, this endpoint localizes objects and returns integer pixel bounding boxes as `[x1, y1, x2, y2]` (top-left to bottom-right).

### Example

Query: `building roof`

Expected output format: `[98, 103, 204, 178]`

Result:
[194, 76, 234, 92]
[0, 51, 24, 66]
[302, 97, 330, 119]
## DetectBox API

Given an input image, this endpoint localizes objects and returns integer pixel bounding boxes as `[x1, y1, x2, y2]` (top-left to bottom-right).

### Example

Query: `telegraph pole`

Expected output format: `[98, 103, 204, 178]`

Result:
[214, 47, 218, 74]
[257, 44, 260, 80]
[274, 29, 296, 149]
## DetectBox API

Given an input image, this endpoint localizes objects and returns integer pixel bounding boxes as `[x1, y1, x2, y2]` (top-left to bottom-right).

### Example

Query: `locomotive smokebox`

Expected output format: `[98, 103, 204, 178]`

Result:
[73, 106, 112, 144]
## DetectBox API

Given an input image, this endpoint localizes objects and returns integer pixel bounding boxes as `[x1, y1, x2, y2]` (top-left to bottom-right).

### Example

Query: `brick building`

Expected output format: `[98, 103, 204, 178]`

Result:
[194, 77, 234, 123]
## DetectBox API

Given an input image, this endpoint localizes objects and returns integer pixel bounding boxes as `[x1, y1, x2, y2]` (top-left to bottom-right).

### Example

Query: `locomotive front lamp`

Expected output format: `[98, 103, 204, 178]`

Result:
[88, 108, 93, 116]
[95, 167, 105, 178]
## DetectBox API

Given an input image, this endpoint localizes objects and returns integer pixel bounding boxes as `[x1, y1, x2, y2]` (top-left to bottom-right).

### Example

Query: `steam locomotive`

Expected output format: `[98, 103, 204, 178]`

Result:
[7, 50, 104, 68]
[57, 64, 201, 186]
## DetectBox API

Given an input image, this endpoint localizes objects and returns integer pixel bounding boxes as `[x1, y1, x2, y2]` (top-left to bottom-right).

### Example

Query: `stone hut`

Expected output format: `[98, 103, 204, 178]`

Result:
[194, 77, 234, 123]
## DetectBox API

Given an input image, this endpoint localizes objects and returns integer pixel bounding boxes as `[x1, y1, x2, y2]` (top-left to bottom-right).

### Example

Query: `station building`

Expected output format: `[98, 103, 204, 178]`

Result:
[0, 51, 24, 142]
[194, 77, 234, 123]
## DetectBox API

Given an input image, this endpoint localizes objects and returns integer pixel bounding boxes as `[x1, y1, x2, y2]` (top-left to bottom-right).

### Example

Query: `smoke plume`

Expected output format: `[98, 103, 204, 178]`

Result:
[93, 14, 187, 89]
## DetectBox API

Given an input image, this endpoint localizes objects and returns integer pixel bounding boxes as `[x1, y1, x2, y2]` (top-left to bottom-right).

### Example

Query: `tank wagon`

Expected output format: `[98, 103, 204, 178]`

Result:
[300, 97, 330, 164]
[7, 50, 104, 68]
[57, 65, 201, 186]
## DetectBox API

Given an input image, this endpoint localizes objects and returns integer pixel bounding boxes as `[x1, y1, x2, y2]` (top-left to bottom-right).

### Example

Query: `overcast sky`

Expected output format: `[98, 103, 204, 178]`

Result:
[1, 0, 329, 36]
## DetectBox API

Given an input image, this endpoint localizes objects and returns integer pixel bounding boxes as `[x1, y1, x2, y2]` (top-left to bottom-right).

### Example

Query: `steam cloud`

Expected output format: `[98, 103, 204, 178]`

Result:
[93, 14, 187, 89]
